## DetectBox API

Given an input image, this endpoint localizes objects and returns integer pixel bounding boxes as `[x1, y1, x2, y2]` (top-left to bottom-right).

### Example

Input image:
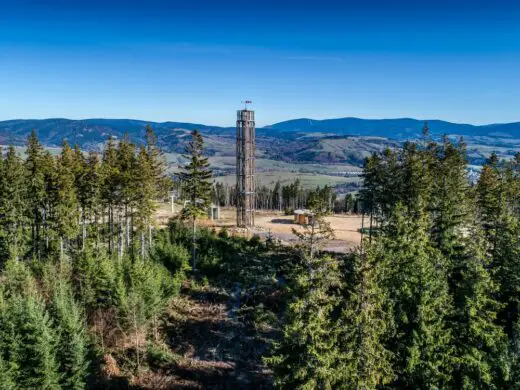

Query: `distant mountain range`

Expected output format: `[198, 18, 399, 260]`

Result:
[1, 117, 519, 147]
[0, 117, 518, 166]
[0, 118, 232, 149]
[266, 117, 520, 139]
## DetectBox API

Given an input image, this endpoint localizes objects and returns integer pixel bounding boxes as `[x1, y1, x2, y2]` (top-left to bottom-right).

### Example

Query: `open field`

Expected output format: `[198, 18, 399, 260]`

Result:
[156, 204, 363, 252]
[214, 172, 360, 188]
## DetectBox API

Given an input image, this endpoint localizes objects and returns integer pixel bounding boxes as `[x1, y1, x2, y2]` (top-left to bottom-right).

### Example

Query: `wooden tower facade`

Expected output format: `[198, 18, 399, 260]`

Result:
[236, 108, 256, 228]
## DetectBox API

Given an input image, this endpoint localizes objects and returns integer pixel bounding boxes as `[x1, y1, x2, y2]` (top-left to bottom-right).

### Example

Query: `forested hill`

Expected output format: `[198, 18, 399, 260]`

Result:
[1, 117, 520, 149]
[266, 117, 520, 139]
[0, 118, 234, 150]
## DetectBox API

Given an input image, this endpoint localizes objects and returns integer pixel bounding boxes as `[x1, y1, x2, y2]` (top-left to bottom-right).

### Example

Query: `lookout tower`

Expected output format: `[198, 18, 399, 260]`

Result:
[236, 101, 256, 228]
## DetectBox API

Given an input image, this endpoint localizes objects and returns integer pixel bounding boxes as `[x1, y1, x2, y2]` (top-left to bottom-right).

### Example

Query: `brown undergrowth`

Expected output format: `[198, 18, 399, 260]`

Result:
[96, 283, 275, 389]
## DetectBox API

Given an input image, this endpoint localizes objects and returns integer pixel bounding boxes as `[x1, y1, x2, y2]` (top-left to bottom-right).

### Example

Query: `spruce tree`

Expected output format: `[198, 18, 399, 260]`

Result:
[134, 146, 155, 258]
[476, 156, 520, 387]
[25, 130, 46, 258]
[145, 124, 170, 201]
[142, 125, 170, 253]
[451, 225, 509, 388]
[19, 294, 61, 389]
[101, 136, 120, 254]
[430, 137, 471, 263]
[117, 135, 137, 257]
[380, 204, 453, 388]
[55, 140, 80, 259]
[0, 146, 27, 260]
[476, 154, 502, 247]
[72, 144, 89, 250]
[0, 354, 16, 390]
[51, 277, 90, 389]
[0, 260, 61, 390]
[360, 152, 383, 223]
[178, 130, 212, 270]
[338, 248, 395, 389]
[0, 288, 21, 390]
[41, 151, 58, 255]
[82, 151, 102, 246]
[0, 145, 6, 258]
[266, 254, 343, 389]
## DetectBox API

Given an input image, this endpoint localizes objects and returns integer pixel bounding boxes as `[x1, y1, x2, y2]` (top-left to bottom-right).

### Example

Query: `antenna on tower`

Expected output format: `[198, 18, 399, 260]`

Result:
[242, 100, 252, 110]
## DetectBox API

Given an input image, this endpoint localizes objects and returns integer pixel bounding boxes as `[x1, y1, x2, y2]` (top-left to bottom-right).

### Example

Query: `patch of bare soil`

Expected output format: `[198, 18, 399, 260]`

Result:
[158, 288, 273, 389]
[155, 203, 362, 251]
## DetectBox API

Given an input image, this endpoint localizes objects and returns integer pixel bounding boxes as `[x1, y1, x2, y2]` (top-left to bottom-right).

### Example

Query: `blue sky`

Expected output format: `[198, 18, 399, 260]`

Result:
[0, 0, 519, 126]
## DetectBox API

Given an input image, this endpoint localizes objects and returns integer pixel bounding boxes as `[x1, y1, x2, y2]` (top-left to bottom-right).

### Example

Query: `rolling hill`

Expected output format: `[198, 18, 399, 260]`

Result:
[267, 117, 520, 139]
[0, 117, 518, 167]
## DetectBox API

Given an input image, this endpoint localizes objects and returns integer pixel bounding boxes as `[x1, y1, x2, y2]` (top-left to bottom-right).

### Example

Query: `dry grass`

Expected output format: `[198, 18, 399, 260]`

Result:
[157, 289, 271, 388]
[154, 204, 363, 252]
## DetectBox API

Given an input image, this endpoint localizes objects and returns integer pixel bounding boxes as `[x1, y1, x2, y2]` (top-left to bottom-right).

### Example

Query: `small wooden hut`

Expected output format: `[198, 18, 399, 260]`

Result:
[293, 209, 314, 225]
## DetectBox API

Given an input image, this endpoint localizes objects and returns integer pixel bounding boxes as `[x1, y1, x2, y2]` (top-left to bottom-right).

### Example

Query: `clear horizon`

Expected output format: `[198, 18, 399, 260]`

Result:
[1, 115, 519, 128]
[1, 0, 519, 127]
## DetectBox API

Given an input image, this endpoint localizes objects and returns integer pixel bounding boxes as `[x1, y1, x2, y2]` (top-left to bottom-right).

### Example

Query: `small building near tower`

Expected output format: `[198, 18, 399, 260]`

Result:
[182, 199, 220, 220]
[293, 209, 314, 225]
[207, 204, 220, 220]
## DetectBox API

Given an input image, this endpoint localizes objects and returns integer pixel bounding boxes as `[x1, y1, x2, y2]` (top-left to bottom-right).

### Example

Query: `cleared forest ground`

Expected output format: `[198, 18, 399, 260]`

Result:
[157, 205, 363, 252]
[133, 285, 273, 389]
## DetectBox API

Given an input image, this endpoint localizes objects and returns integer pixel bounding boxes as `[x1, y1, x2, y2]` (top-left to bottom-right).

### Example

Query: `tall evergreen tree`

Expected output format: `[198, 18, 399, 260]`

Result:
[430, 137, 471, 263]
[134, 146, 155, 258]
[380, 204, 453, 388]
[178, 130, 212, 270]
[51, 276, 90, 389]
[25, 130, 47, 259]
[451, 226, 509, 388]
[143, 125, 170, 251]
[117, 135, 137, 257]
[18, 294, 61, 390]
[101, 136, 120, 254]
[267, 254, 343, 389]
[82, 151, 102, 247]
[0, 260, 61, 390]
[476, 153, 502, 248]
[145, 124, 170, 200]
[339, 248, 395, 389]
[41, 151, 58, 255]
[0, 146, 27, 260]
[55, 140, 80, 259]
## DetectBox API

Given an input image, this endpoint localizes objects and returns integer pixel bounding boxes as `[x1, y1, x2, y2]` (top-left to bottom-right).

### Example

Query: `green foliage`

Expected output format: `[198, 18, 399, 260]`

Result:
[50, 274, 91, 389]
[178, 129, 212, 221]
[451, 228, 509, 388]
[339, 249, 394, 389]
[2, 292, 61, 389]
[268, 136, 519, 388]
[0, 353, 17, 390]
[55, 140, 80, 248]
[150, 231, 191, 274]
[75, 247, 119, 310]
[0, 146, 28, 260]
[177, 129, 213, 269]
[267, 255, 343, 389]
[24, 130, 47, 259]
[380, 204, 454, 388]
[146, 342, 179, 367]
[0, 123, 518, 388]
